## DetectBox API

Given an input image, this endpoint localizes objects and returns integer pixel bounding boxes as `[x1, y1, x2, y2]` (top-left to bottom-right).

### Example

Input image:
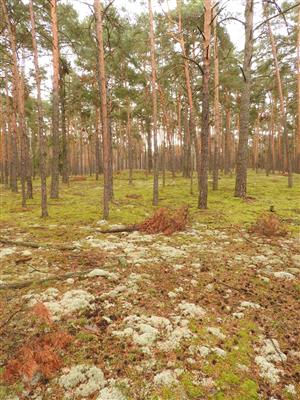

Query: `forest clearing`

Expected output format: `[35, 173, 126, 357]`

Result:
[1, 0, 300, 399]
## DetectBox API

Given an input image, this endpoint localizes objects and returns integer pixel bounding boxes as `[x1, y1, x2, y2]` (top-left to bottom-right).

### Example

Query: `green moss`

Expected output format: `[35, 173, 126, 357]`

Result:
[213, 379, 259, 400]
[201, 320, 258, 399]
[219, 371, 241, 386]
[1, 171, 299, 243]
[180, 373, 204, 398]
[240, 380, 259, 400]
[149, 386, 178, 400]
[76, 331, 97, 342]
[0, 382, 24, 400]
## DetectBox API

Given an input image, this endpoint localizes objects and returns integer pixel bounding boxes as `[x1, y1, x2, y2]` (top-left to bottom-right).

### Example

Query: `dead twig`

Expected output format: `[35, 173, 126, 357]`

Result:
[0, 237, 77, 251]
[0, 268, 106, 291]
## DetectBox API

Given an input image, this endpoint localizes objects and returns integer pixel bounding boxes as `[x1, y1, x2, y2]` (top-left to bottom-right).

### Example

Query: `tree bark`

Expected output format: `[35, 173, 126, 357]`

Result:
[4, 78, 18, 192]
[50, 0, 60, 199]
[234, 0, 254, 198]
[212, 4, 220, 190]
[224, 102, 232, 175]
[127, 98, 133, 184]
[95, 105, 101, 180]
[148, 0, 159, 206]
[1, 0, 27, 206]
[146, 117, 152, 173]
[60, 68, 69, 184]
[296, 5, 300, 172]
[264, 0, 292, 187]
[177, 0, 200, 187]
[198, 0, 212, 209]
[29, 0, 48, 217]
[94, 0, 111, 218]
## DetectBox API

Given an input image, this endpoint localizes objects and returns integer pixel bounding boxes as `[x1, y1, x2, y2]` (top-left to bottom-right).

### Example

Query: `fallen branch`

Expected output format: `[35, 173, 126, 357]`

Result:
[0, 268, 98, 291]
[96, 225, 137, 234]
[0, 237, 77, 251]
[96, 207, 189, 235]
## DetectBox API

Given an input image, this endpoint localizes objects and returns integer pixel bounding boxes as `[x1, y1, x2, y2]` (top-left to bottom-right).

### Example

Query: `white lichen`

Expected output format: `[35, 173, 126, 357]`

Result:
[59, 365, 106, 397]
[153, 370, 179, 386]
[28, 289, 95, 321]
[207, 327, 226, 340]
[239, 301, 261, 310]
[177, 301, 206, 318]
[97, 387, 126, 400]
[255, 338, 287, 384]
[0, 247, 16, 258]
[87, 268, 119, 281]
[273, 271, 295, 280]
[284, 384, 296, 396]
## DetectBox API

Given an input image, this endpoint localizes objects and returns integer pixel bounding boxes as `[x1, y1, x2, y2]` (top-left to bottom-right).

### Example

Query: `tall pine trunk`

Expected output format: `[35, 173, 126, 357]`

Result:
[94, 0, 111, 218]
[296, 5, 300, 172]
[29, 0, 48, 217]
[1, 0, 27, 206]
[212, 3, 220, 190]
[177, 0, 199, 186]
[264, 1, 292, 187]
[234, 0, 254, 198]
[198, 0, 212, 209]
[4, 78, 18, 192]
[50, 0, 60, 198]
[60, 68, 69, 184]
[148, 0, 159, 206]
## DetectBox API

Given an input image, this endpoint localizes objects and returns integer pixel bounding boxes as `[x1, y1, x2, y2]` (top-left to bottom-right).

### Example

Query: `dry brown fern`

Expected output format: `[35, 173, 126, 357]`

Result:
[138, 206, 188, 235]
[31, 302, 52, 325]
[3, 331, 72, 383]
[248, 213, 287, 237]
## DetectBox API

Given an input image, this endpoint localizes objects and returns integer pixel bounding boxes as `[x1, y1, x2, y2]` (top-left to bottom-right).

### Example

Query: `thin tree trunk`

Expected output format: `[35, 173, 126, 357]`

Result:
[1, 92, 9, 187]
[4, 78, 18, 192]
[1, 0, 27, 206]
[94, 0, 111, 218]
[50, 0, 60, 198]
[95, 105, 101, 180]
[127, 98, 133, 184]
[199, 0, 212, 209]
[252, 115, 259, 171]
[60, 69, 69, 184]
[224, 104, 231, 175]
[264, 0, 292, 187]
[21, 71, 33, 200]
[234, 0, 254, 198]
[212, 4, 220, 190]
[296, 5, 300, 172]
[148, 0, 159, 206]
[29, 0, 48, 217]
[177, 0, 200, 188]
[146, 118, 152, 173]
[162, 134, 166, 187]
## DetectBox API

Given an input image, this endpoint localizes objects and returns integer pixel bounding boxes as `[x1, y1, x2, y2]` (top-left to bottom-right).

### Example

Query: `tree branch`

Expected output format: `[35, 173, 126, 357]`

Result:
[254, 2, 300, 31]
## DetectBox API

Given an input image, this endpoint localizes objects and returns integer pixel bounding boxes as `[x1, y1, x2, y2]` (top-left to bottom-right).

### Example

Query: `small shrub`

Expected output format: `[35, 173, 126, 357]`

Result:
[138, 206, 188, 235]
[248, 213, 287, 237]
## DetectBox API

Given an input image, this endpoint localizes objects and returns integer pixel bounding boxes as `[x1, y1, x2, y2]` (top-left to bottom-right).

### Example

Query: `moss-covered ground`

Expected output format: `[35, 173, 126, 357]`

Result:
[1, 170, 299, 240]
[0, 170, 299, 400]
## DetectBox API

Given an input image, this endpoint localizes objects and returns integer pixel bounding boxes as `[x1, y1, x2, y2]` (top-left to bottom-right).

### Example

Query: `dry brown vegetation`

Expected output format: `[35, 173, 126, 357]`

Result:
[4, 329, 72, 383]
[249, 212, 288, 237]
[138, 206, 189, 235]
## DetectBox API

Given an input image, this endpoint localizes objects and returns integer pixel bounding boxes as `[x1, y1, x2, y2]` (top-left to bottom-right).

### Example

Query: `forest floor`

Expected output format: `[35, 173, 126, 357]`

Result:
[0, 171, 299, 400]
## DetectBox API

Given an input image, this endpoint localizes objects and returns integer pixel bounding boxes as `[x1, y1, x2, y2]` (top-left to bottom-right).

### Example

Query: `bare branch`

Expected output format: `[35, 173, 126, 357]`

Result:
[254, 2, 300, 31]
